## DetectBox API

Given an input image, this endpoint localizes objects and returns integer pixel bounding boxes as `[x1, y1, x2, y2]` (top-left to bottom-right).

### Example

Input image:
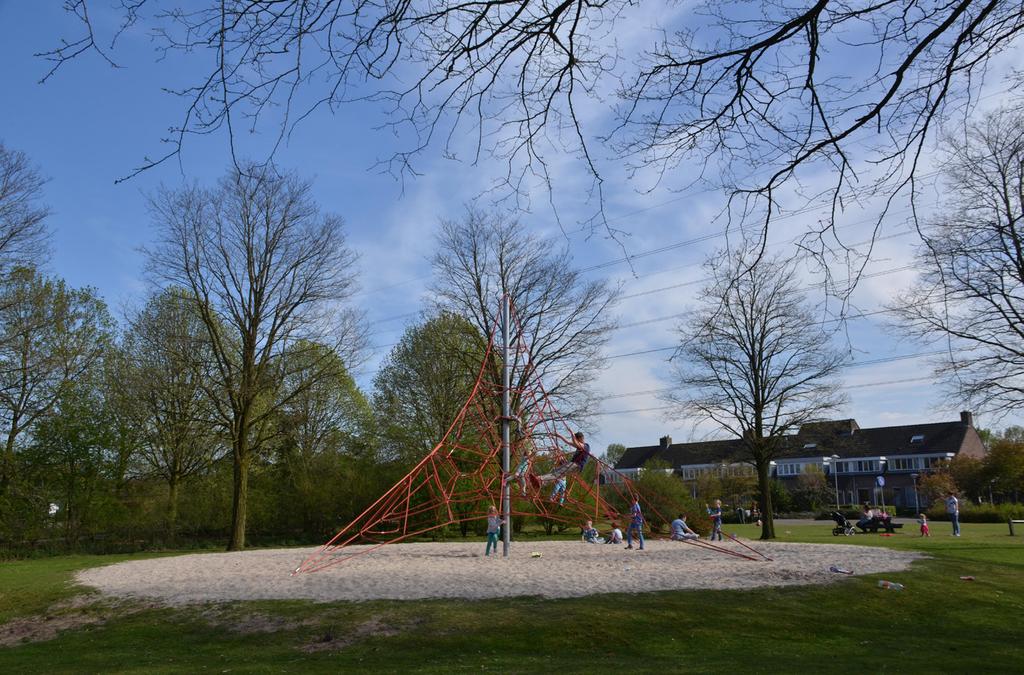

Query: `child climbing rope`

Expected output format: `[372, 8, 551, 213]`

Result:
[536, 431, 591, 483]
[510, 448, 535, 497]
[549, 476, 567, 505]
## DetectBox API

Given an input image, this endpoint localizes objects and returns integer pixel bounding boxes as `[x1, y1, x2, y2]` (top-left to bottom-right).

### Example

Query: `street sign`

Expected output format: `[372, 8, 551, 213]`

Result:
[876, 475, 885, 487]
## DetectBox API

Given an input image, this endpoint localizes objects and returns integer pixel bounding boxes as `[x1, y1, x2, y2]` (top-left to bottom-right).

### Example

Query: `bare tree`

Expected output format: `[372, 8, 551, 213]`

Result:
[0, 142, 49, 272]
[667, 251, 847, 539]
[41, 2, 1024, 261]
[891, 108, 1024, 417]
[145, 164, 364, 550]
[120, 288, 225, 541]
[431, 208, 618, 423]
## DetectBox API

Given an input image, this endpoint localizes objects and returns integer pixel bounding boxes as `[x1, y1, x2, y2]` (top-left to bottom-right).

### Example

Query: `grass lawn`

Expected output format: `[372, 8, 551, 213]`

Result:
[1, 522, 1022, 673]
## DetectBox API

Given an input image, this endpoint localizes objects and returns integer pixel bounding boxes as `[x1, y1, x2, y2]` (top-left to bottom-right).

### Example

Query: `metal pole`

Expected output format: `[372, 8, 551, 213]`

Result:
[501, 294, 512, 557]
[831, 456, 840, 512]
[834, 467, 840, 511]
[911, 474, 919, 514]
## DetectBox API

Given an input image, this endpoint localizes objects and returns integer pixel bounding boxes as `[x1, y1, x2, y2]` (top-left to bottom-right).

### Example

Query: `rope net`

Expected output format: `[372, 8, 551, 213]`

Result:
[294, 301, 760, 574]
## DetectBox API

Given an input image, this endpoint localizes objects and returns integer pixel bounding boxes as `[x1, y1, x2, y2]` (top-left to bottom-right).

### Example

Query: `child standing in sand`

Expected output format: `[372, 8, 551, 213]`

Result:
[706, 499, 724, 541]
[625, 495, 644, 550]
[485, 506, 504, 556]
[918, 513, 930, 537]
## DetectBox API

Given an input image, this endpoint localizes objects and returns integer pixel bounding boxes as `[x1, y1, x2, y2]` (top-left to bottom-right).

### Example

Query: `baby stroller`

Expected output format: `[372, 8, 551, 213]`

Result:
[831, 511, 856, 536]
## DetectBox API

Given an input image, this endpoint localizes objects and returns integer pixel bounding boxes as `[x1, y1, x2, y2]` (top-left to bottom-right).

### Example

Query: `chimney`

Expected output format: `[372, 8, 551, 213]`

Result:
[659, 435, 672, 450]
[960, 411, 973, 428]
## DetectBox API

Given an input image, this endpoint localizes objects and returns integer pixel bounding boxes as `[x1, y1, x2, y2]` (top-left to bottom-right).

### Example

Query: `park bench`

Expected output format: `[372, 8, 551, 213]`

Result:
[859, 520, 904, 534]
[1009, 519, 1024, 536]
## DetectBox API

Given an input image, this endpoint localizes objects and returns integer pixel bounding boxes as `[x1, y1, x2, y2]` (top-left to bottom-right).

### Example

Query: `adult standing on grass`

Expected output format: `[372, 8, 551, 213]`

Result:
[946, 492, 961, 537]
[625, 495, 644, 550]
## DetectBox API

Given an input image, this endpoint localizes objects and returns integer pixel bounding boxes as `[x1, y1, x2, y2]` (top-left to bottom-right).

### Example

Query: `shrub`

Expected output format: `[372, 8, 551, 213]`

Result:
[925, 501, 1024, 523]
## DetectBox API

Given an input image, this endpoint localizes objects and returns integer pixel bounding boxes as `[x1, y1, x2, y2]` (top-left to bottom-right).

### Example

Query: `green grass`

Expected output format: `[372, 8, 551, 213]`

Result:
[1, 523, 1022, 673]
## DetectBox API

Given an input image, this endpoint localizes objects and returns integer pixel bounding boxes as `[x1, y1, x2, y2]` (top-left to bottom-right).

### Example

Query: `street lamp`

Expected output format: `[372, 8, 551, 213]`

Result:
[830, 454, 841, 511]
[878, 457, 888, 511]
[910, 473, 920, 515]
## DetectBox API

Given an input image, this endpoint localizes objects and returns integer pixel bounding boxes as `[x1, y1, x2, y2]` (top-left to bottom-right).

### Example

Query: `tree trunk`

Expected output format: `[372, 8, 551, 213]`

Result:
[228, 438, 250, 551]
[757, 460, 776, 540]
[0, 418, 19, 496]
[167, 475, 180, 545]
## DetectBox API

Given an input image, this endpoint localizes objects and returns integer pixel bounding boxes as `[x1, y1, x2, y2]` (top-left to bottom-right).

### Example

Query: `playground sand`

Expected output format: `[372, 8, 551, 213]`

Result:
[77, 539, 923, 605]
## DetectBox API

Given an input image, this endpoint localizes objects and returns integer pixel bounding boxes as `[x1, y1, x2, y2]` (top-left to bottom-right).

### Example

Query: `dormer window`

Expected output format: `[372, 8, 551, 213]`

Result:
[802, 443, 817, 450]
[910, 434, 925, 443]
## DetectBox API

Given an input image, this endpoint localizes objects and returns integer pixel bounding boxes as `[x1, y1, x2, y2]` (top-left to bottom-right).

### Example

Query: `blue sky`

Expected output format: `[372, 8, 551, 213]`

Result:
[2, 1, 1021, 453]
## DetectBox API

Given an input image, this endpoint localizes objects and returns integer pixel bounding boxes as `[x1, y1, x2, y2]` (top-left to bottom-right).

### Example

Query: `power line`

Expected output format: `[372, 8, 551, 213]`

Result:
[596, 350, 952, 403]
[594, 376, 939, 416]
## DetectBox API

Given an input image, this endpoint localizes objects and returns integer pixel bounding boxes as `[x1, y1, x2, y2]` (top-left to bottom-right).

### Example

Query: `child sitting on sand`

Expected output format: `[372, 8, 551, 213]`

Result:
[918, 513, 930, 537]
[581, 520, 601, 543]
[485, 505, 504, 556]
[670, 514, 699, 541]
[605, 522, 623, 544]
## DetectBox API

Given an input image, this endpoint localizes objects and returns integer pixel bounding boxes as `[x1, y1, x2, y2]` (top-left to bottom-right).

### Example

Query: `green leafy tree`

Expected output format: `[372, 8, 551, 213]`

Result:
[24, 381, 117, 543]
[0, 268, 113, 536]
[788, 466, 833, 512]
[632, 461, 707, 536]
[272, 341, 376, 538]
[373, 311, 487, 465]
[604, 443, 626, 466]
[120, 289, 225, 541]
[918, 471, 959, 509]
[984, 429, 1024, 503]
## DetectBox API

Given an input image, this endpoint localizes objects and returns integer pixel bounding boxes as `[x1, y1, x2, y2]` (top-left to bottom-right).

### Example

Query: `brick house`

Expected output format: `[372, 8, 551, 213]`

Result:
[613, 411, 986, 510]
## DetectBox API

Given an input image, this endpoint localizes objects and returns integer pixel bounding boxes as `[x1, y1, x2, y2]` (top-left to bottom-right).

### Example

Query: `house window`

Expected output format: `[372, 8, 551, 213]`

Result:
[855, 460, 878, 472]
[888, 457, 921, 471]
[680, 467, 699, 480]
[910, 434, 925, 443]
[924, 455, 952, 468]
[777, 463, 803, 476]
[802, 443, 817, 450]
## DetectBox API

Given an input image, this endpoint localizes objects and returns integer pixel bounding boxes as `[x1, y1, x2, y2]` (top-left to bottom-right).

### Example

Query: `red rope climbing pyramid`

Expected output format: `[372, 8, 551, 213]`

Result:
[294, 300, 757, 574]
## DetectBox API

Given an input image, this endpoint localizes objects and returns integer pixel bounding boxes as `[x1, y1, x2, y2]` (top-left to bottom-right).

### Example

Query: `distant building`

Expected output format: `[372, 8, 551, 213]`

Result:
[613, 411, 985, 509]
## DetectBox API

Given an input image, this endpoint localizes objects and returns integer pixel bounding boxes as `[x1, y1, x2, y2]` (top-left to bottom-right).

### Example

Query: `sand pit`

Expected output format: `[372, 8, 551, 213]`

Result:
[77, 540, 924, 605]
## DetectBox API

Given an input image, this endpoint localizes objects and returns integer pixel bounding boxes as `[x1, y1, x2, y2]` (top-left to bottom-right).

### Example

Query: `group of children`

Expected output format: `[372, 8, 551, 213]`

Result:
[510, 431, 591, 506]
[485, 496, 730, 555]
[487, 430, 592, 556]
[491, 427, 739, 555]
